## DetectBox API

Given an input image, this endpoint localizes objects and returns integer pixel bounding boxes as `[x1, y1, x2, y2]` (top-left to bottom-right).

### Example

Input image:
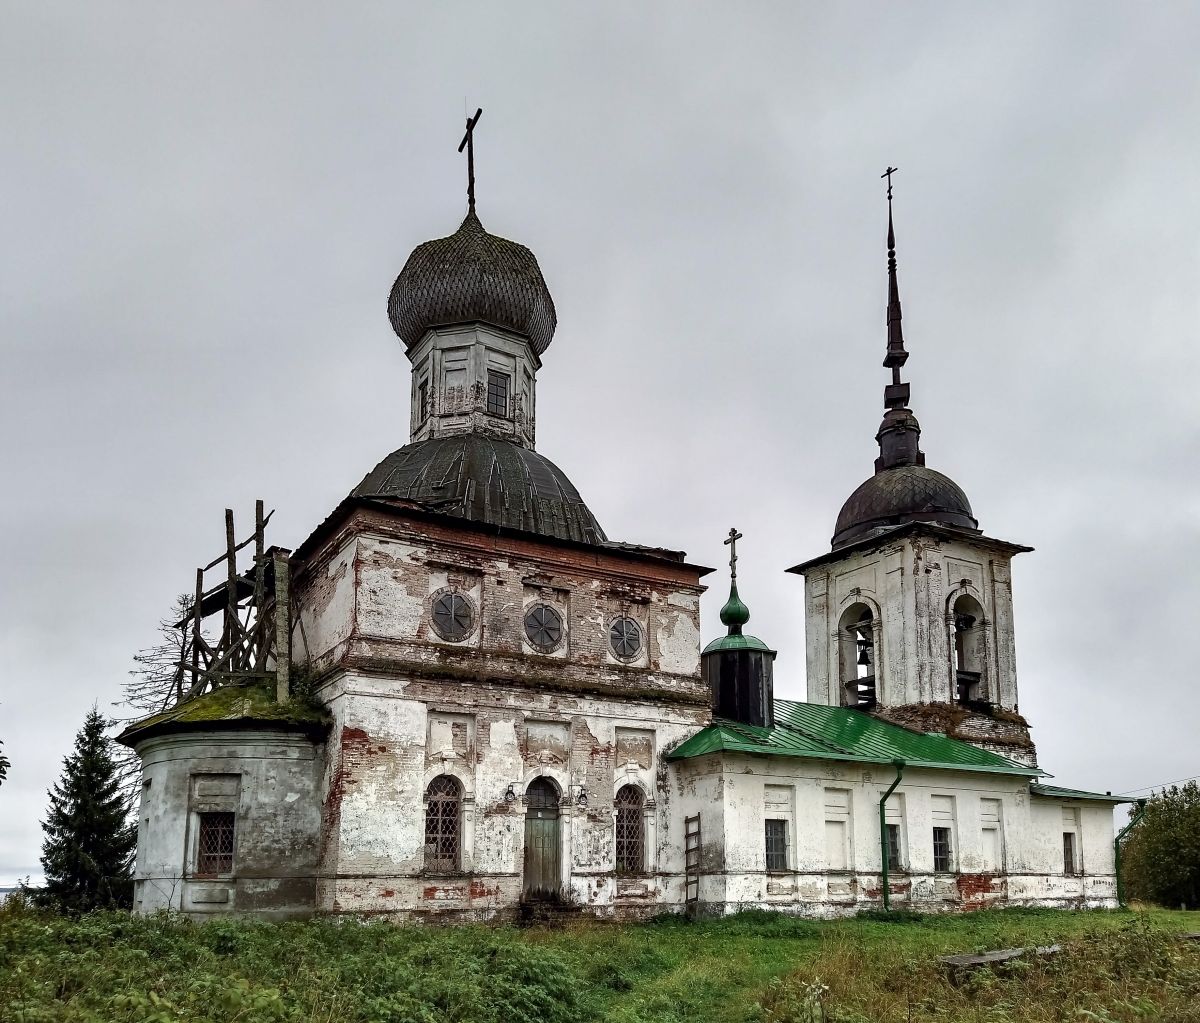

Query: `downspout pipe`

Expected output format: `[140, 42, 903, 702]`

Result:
[1114, 798, 1147, 908]
[879, 759, 905, 912]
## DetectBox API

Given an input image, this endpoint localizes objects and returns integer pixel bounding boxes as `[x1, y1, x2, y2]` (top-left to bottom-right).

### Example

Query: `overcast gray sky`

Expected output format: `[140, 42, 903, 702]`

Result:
[2, 3, 1198, 884]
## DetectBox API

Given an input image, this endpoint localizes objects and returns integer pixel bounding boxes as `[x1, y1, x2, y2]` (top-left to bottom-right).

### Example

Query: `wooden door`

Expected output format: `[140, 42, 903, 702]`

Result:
[523, 778, 561, 900]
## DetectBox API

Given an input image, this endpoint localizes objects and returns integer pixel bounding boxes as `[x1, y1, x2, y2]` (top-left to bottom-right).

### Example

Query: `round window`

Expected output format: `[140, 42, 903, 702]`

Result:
[524, 603, 564, 652]
[609, 616, 643, 660]
[430, 590, 474, 642]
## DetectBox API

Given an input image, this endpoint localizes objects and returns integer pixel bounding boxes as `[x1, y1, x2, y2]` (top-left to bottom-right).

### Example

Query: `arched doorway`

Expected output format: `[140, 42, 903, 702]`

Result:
[523, 778, 561, 900]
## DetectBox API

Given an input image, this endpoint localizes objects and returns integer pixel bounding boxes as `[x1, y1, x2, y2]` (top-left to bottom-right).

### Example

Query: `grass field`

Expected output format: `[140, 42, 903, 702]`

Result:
[2, 900, 1198, 1023]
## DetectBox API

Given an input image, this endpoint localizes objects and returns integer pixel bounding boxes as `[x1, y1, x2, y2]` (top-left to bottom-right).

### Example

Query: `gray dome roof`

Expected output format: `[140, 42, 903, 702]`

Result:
[352, 434, 605, 545]
[387, 211, 557, 355]
[832, 465, 978, 548]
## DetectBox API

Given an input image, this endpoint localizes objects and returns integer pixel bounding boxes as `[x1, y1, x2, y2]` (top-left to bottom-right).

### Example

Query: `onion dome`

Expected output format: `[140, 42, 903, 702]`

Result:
[703, 530, 775, 726]
[387, 211, 557, 355]
[832, 173, 979, 550]
[833, 465, 977, 548]
[352, 433, 604, 546]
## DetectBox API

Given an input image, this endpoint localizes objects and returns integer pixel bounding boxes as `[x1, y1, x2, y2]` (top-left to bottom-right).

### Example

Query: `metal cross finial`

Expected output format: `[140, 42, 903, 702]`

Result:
[724, 527, 743, 580]
[458, 107, 483, 213]
[881, 166, 898, 202]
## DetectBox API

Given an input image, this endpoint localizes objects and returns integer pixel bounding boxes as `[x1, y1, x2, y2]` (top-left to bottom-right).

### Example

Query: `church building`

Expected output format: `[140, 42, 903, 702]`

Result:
[120, 119, 1128, 921]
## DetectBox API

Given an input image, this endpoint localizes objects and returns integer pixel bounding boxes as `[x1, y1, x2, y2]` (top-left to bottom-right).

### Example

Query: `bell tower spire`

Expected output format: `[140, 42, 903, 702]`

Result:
[874, 168, 926, 473]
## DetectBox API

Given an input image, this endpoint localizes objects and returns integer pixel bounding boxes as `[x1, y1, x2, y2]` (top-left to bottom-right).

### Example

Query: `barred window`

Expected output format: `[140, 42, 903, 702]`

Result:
[609, 616, 642, 660]
[933, 826, 953, 872]
[765, 819, 788, 872]
[431, 591, 474, 642]
[486, 371, 509, 417]
[614, 785, 644, 874]
[196, 811, 235, 875]
[417, 380, 429, 423]
[524, 603, 564, 652]
[424, 775, 462, 873]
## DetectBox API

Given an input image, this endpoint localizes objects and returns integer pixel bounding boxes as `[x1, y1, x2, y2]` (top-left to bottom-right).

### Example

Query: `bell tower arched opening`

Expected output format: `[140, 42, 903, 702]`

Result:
[838, 603, 877, 708]
[952, 593, 987, 704]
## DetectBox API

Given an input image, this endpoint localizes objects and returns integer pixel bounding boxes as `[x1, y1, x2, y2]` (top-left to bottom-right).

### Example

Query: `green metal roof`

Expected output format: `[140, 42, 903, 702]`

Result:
[702, 633, 775, 654]
[1030, 783, 1133, 803]
[667, 698, 1040, 777]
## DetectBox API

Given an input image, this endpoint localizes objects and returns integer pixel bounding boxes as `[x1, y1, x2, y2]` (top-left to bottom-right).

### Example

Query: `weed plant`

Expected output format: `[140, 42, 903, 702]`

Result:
[2, 894, 1199, 1023]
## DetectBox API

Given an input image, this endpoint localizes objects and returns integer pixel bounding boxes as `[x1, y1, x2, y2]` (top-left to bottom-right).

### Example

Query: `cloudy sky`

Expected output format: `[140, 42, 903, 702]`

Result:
[2, 3, 1197, 883]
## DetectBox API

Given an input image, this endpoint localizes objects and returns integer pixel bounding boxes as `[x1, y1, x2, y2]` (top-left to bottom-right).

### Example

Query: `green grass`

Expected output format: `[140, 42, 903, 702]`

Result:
[2, 900, 1198, 1023]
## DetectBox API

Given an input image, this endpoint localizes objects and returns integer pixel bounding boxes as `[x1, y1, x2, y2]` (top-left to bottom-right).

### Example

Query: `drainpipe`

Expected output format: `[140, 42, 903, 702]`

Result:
[879, 759, 905, 912]
[1114, 798, 1147, 908]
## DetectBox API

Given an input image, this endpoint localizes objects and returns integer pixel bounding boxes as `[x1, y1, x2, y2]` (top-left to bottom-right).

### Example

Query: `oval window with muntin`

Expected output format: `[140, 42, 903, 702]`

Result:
[524, 603, 564, 652]
[609, 615, 643, 660]
[430, 590, 474, 642]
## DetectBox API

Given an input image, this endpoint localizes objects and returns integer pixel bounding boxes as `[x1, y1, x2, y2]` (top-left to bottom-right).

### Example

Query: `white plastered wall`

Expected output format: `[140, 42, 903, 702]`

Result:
[803, 532, 1021, 711]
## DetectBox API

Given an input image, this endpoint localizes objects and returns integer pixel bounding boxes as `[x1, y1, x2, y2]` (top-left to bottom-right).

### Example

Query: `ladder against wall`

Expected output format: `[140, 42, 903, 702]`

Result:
[684, 814, 701, 907]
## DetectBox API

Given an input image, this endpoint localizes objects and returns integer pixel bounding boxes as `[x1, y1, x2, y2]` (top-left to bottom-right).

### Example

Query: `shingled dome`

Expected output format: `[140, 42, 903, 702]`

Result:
[352, 434, 605, 545]
[388, 211, 557, 355]
[832, 465, 978, 548]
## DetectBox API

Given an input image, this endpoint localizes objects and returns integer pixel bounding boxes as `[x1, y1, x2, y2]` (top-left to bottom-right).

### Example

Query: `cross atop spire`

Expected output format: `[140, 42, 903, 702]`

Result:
[881, 166, 909, 397]
[458, 107, 483, 214]
[724, 526, 743, 581]
[719, 527, 750, 634]
[873, 167, 926, 473]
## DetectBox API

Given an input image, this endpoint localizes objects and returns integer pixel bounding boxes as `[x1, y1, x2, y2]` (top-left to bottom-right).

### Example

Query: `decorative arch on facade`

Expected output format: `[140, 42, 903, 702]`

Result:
[521, 766, 568, 805]
[836, 593, 883, 708]
[421, 761, 475, 799]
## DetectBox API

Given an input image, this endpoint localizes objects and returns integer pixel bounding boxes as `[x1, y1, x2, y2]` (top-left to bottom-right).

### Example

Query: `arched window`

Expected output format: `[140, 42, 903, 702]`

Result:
[838, 604, 876, 707]
[614, 785, 645, 875]
[952, 594, 986, 703]
[424, 775, 462, 873]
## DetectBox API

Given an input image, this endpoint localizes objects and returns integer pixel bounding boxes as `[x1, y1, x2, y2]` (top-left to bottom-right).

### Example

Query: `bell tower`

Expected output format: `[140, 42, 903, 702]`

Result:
[787, 172, 1037, 765]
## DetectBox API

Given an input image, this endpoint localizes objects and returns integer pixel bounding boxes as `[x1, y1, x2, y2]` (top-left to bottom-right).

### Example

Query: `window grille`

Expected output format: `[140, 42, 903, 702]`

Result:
[609, 616, 642, 659]
[765, 819, 788, 872]
[614, 785, 644, 874]
[424, 775, 462, 872]
[486, 371, 509, 417]
[196, 811, 235, 875]
[418, 380, 429, 422]
[431, 591, 473, 642]
[1062, 832, 1077, 875]
[932, 826, 953, 872]
[886, 823, 902, 869]
[524, 604, 564, 652]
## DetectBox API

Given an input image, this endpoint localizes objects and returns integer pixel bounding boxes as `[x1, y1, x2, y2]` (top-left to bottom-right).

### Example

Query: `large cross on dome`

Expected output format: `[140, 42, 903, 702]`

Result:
[724, 527, 743, 581]
[458, 107, 483, 213]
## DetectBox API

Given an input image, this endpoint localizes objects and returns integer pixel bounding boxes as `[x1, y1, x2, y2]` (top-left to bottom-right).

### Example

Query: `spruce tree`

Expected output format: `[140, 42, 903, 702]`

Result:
[40, 707, 136, 912]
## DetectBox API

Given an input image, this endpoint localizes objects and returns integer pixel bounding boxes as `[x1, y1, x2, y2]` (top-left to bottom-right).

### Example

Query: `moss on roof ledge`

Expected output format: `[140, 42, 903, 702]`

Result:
[116, 683, 331, 747]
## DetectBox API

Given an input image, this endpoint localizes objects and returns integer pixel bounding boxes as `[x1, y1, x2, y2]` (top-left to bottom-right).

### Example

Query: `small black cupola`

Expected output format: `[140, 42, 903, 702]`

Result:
[702, 528, 776, 728]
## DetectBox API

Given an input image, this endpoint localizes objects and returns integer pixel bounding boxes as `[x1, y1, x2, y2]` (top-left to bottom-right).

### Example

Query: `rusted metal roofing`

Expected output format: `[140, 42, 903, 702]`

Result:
[352, 434, 606, 546]
[388, 211, 557, 355]
[1030, 783, 1133, 803]
[668, 698, 1040, 776]
[833, 464, 978, 548]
